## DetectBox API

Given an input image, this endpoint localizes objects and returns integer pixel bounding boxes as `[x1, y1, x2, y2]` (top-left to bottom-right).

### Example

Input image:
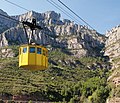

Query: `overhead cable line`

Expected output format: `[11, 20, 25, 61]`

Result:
[0, 13, 25, 44]
[0, 13, 20, 23]
[3, 0, 84, 27]
[3, 0, 29, 11]
[3, 0, 84, 26]
[3, 0, 81, 25]
[47, 0, 83, 25]
[46, 0, 81, 24]
[58, 0, 95, 30]
[1, 0, 97, 33]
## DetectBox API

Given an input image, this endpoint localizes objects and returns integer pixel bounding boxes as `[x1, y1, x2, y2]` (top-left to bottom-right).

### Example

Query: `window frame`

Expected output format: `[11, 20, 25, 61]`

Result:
[19, 48, 21, 55]
[43, 50, 46, 56]
[46, 51, 48, 57]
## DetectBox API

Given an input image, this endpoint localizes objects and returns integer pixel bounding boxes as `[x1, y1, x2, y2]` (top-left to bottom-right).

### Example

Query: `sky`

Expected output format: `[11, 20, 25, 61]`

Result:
[0, 0, 120, 34]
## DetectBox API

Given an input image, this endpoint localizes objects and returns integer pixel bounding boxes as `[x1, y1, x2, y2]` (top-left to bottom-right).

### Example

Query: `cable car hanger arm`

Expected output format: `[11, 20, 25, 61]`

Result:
[22, 19, 43, 30]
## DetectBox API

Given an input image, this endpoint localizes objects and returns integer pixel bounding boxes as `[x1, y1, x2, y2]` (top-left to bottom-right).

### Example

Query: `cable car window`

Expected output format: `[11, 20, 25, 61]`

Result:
[23, 47, 27, 53]
[29, 47, 35, 53]
[37, 48, 41, 54]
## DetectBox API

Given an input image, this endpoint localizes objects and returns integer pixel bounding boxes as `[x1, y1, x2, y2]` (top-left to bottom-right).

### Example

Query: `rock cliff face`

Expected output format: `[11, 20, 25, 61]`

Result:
[0, 9, 17, 34]
[104, 25, 120, 69]
[0, 48, 15, 58]
[104, 26, 120, 103]
[0, 10, 105, 57]
[105, 25, 120, 60]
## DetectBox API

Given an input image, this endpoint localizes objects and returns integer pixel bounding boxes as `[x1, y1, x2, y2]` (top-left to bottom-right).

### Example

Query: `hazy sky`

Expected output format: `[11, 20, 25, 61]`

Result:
[0, 0, 119, 34]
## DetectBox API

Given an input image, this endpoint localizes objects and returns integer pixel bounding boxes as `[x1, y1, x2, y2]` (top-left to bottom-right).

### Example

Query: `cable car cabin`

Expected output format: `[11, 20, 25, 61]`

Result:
[19, 44, 48, 70]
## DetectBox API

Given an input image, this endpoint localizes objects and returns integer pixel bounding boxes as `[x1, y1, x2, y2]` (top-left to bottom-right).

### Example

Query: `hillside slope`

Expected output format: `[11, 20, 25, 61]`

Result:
[0, 46, 111, 102]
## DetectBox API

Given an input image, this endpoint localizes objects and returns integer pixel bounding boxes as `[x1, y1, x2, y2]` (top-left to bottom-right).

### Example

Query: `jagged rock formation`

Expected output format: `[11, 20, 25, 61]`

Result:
[105, 25, 120, 61]
[0, 10, 106, 57]
[104, 26, 120, 103]
[104, 25, 120, 69]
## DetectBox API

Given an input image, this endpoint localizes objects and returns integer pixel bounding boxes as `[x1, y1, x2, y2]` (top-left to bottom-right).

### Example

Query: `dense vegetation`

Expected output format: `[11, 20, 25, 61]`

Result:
[107, 58, 120, 101]
[0, 46, 111, 102]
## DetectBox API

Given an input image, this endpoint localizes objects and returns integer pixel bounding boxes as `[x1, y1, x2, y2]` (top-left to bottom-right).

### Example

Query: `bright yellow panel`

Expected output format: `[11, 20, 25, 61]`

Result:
[19, 44, 48, 70]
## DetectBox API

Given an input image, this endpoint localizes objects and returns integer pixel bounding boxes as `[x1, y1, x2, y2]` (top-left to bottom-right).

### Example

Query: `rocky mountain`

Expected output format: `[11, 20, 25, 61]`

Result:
[104, 25, 120, 103]
[0, 9, 17, 34]
[1, 9, 120, 102]
[0, 10, 106, 57]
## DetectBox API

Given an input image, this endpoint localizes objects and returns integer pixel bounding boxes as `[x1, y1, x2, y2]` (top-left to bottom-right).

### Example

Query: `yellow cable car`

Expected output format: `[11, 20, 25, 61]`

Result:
[19, 44, 48, 70]
[19, 18, 49, 70]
